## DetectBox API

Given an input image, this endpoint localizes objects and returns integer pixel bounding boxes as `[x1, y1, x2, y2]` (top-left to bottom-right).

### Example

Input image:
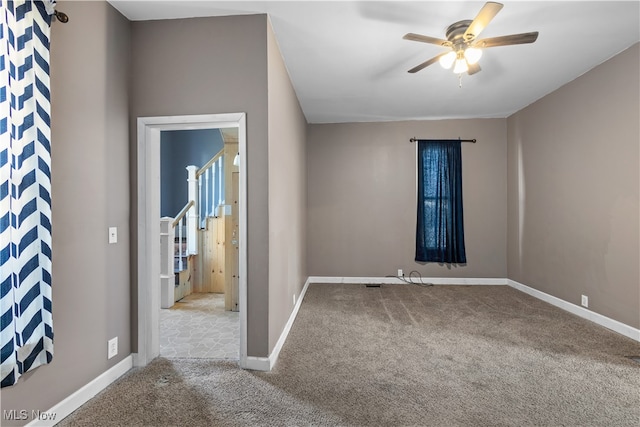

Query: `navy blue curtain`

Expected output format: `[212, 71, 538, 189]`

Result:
[415, 140, 467, 263]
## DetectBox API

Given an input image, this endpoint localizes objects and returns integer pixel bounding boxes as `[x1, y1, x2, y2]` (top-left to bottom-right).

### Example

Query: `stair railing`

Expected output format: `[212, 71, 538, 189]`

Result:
[169, 149, 223, 274]
[196, 150, 224, 227]
[172, 199, 194, 272]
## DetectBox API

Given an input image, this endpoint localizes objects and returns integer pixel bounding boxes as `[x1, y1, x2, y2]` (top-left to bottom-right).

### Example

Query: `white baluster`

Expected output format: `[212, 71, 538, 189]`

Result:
[205, 167, 210, 218]
[218, 156, 224, 208]
[212, 161, 218, 217]
[177, 217, 184, 271]
[198, 171, 203, 227]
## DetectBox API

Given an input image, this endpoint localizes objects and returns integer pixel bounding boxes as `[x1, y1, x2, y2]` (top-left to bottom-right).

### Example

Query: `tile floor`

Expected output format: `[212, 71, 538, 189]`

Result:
[159, 293, 239, 359]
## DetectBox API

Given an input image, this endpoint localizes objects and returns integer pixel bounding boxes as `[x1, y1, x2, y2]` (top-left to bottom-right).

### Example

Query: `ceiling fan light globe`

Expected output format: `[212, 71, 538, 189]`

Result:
[439, 51, 456, 69]
[453, 58, 468, 74]
[464, 47, 482, 65]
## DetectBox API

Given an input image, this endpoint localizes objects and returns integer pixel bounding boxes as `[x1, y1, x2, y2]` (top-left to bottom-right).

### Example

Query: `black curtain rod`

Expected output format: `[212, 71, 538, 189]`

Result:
[409, 137, 476, 143]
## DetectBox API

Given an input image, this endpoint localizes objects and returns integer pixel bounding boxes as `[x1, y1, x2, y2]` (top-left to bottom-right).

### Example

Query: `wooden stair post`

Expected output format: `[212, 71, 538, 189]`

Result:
[186, 165, 198, 256]
[160, 217, 175, 308]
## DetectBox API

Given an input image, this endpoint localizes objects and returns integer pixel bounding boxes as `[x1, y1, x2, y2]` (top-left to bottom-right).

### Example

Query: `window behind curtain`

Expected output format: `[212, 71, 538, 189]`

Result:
[415, 140, 467, 264]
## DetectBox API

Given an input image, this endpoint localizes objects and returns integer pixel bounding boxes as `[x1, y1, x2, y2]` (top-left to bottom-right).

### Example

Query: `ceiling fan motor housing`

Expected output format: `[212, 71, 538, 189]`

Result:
[446, 20, 474, 48]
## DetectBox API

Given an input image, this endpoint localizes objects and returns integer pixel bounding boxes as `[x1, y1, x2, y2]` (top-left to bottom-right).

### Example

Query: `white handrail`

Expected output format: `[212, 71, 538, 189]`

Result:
[172, 200, 195, 227]
[196, 149, 223, 178]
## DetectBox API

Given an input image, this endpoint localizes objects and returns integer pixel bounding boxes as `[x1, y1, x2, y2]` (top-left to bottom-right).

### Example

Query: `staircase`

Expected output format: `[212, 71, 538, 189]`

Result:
[160, 147, 239, 309]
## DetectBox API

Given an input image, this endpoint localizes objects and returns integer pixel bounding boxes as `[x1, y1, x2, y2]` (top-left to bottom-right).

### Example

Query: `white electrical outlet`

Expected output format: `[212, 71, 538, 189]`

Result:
[108, 227, 118, 244]
[581, 295, 589, 308]
[108, 337, 118, 359]
[397, 269, 403, 277]
[293, 294, 296, 306]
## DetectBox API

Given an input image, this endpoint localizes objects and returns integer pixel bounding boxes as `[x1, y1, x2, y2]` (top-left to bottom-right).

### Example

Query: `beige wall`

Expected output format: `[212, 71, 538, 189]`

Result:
[266, 20, 308, 349]
[129, 14, 271, 356]
[507, 43, 640, 328]
[307, 119, 507, 278]
[0, 1, 131, 423]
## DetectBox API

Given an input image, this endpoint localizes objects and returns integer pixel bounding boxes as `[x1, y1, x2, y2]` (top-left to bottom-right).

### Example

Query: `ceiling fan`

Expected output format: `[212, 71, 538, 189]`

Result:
[403, 1, 538, 76]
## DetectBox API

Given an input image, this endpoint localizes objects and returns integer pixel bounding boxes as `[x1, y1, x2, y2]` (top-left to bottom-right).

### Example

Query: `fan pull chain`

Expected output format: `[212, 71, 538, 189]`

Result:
[458, 73, 463, 88]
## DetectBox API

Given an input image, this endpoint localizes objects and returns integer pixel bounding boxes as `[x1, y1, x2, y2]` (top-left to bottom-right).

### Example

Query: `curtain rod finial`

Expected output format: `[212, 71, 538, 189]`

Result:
[55, 11, 69, 23]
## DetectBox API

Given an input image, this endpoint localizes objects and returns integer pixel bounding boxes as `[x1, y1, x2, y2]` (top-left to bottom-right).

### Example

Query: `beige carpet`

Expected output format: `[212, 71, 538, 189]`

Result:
[159, 293, 239, 359]
[59, 284, 640, 426]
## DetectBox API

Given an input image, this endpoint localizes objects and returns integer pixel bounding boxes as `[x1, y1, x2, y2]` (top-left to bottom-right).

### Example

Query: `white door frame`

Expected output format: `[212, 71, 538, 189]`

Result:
[134, 113, 248, 368]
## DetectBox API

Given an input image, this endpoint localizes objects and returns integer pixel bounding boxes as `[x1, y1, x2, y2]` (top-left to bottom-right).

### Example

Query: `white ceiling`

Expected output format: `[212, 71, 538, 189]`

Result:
[107, 1, 640, 124]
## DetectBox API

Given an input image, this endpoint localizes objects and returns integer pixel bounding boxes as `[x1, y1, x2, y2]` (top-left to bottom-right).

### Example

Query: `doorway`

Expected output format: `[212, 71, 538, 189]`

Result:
[158, 126, 240, 358]
[135, 113, 248, 368]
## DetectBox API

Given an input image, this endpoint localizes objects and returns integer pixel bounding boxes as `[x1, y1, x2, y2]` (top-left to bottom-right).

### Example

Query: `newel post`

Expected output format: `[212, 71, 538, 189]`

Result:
[186, 165, 198, 255]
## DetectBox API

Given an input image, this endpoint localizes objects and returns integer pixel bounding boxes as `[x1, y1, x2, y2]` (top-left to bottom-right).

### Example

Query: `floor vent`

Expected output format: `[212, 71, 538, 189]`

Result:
[625, 356, 640, 364]
[365, 284, 381, 288]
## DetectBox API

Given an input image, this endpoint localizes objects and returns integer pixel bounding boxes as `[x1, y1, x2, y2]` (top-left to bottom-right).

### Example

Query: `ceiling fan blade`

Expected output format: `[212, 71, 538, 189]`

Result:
[463, 2, 504, 41]
[403, 33, 451, 47]
[408, 53, 446, 73]
[467, 62, 481, 75]
[474, 32, 539, 48]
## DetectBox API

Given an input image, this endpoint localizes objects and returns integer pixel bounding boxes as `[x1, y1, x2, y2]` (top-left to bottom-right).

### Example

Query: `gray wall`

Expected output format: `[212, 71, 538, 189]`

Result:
[307, 119, 507, 278]
[266, 20, 308, 349]
[0, 1, 131, 423]
[3, 4, 636, 424]
[507, 43, 640, 328]
[160, 129, 224, 217]
[130, 14, 271, 356]
[132, 13, 309, 358]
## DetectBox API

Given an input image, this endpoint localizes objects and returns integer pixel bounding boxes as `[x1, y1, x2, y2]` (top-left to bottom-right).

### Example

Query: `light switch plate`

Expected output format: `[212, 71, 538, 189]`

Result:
[108, 227, 117, 244]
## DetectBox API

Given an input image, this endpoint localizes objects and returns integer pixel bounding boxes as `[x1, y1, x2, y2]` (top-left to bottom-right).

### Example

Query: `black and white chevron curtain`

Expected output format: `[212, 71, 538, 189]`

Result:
[0, 0, 55, 387]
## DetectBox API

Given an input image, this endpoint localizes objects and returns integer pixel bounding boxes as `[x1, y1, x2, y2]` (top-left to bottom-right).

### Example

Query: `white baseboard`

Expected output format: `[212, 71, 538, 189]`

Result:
[307, 276, 638, 342]
[242, 356, 270, 371]
[307, 276, 507, 285]
[27, 355, 133, 426]
[267, 277, 311, 369]
[28, 276, 636, 427]
[507, 279, 640, 342]
[244, 277, 313, 372]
